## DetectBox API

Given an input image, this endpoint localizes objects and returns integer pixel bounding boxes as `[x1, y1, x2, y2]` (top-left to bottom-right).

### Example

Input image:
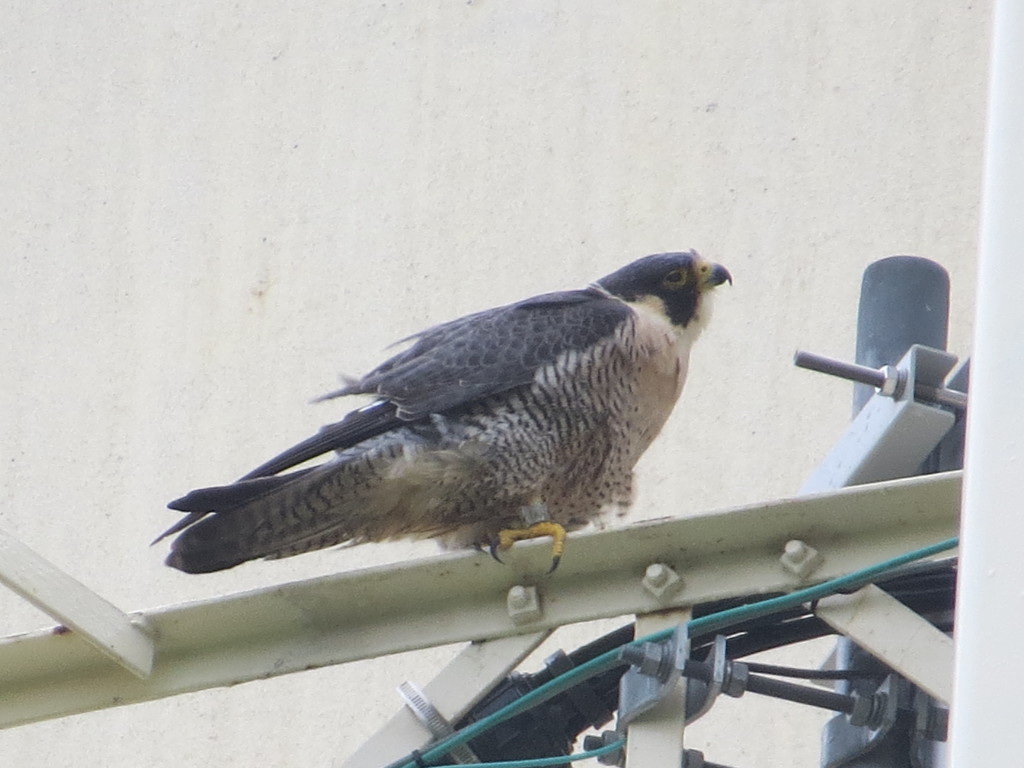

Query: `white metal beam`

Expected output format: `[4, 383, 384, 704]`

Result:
[0, 471, 960, 730]
[342, 630, 550, 768]
[815, 585, 954, 704]
[0, 528, 154, 678]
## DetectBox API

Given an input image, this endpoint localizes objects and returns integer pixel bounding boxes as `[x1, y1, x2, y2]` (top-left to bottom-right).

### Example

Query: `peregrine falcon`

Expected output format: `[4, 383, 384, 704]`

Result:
[157, 252, 731, 573]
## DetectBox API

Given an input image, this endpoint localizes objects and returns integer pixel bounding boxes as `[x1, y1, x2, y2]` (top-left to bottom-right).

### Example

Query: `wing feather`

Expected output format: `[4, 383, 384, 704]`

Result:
[325, 287, 630, 418]
[239, 400, 400, 480]
[230, 289, 628, 479]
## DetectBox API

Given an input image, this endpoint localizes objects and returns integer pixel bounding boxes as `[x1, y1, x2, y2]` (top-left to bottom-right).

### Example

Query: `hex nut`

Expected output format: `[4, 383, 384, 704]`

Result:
[506, 584, 542, 624]
[642, 562, 683, 600]
[780, 539, 824, 579]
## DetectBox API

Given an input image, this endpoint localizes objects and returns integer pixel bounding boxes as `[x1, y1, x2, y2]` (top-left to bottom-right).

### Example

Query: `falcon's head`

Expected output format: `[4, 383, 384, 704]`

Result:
[596, 251, 732, 330]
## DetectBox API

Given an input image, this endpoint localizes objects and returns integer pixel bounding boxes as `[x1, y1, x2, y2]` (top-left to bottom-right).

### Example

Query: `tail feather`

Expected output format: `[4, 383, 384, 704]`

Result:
[153, 470, 317, 547]
[160, 433, 484, 574]
[163, 467, 355, 573]
[167, 470, 317, 512]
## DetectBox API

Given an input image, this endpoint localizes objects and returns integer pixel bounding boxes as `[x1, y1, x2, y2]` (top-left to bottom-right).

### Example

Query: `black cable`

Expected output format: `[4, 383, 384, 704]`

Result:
[446, 560, 955, 764]
[744, 662, 882, 681]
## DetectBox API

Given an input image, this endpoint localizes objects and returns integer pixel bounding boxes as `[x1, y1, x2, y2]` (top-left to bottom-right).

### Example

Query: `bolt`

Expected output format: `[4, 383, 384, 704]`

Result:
[507, 585, 530, 609]
[919, 704, 949, 742]
[582, 731, 624, 766]
[878, 365, 905, 398]
[642, 562, 683, 600]
[506, 584, 542, 624]
[785, 540, 807, 558]
[780, 539, 823, 579]
[620, 641, 675, 682]
[646, 563, 669, 586]
[849, 691, 888, 729]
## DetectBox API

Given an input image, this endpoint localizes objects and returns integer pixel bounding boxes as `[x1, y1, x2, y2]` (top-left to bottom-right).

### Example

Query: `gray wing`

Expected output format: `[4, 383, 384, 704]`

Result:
[323, 287, 632, 419]
[205, 287, 631, 482]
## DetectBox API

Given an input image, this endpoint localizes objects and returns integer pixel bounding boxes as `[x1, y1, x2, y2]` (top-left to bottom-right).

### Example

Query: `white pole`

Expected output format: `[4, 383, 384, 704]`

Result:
[950, 2, 1024, 765]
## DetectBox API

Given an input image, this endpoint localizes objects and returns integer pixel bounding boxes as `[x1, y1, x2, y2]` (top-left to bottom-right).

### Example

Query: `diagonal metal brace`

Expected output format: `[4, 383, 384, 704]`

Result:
[815, 584, 954, 704]
[0, 528, 154, 678]
[342, 631, 550, 767]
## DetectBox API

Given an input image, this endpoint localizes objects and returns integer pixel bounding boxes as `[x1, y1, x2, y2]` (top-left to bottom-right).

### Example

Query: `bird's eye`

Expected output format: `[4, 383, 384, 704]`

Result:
[663, 269, 688, 286]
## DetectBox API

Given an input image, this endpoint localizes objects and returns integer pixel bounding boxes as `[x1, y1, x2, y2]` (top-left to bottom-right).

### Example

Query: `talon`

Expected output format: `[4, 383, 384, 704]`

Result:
[494, 521, 567, 571]
[489, 539, 505, 564]
[547, 524, 566, 573]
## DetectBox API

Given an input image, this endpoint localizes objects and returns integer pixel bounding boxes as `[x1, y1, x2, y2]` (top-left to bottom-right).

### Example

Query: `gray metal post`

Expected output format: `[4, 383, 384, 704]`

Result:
[822, 256, 951, 768]
[852, 257, 950, 416]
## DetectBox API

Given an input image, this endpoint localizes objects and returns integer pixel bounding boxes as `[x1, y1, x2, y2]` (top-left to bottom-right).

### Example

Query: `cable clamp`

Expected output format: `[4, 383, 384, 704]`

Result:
[397, 681, 480, 764]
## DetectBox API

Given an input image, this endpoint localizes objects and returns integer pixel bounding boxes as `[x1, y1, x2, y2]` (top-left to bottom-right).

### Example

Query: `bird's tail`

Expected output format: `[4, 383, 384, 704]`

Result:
[160, 441, 479, 573]
[162, 464, 373, 573]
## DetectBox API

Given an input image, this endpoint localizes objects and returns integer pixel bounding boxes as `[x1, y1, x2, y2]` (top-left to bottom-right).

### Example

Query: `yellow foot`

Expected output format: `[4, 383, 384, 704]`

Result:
[490, 521, 567, 573]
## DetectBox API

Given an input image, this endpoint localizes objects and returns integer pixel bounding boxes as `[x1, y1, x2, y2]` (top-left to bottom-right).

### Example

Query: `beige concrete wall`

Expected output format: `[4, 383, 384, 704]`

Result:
[0, 2, 988, 766]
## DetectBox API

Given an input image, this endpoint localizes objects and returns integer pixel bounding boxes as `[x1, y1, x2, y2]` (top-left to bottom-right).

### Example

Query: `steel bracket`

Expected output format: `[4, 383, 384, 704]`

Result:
[801, 345, 958, 493]
[617, 623, 688, 728]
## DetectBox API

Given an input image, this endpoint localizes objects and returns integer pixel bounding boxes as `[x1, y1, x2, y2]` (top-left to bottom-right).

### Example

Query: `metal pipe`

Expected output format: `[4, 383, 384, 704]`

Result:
[793, 350, 890, 390]
[682, 659, 857, 715]
[744, 673, 857, 716]
[852, 257, 949, 416]
[793, 351, 967, 411]
[951, 1, 1024, 764]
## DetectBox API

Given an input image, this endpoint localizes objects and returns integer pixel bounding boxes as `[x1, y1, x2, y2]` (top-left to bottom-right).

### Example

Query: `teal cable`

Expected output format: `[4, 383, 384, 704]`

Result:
[685, 535, 959, 639]
[392, 647, 625, 768]
[393, 536, 958, 768]
[427, 737, 624, 768]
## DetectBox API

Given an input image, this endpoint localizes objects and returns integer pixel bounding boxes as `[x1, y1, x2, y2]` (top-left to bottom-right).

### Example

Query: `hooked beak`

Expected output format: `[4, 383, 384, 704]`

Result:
[701, 262, 732, 289]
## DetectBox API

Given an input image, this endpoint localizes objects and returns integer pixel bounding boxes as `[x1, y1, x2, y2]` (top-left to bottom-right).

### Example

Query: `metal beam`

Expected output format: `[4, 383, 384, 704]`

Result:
[951, 0, 1024, 761]
[815, 585, 954, 704]
[342, 631, 550, 768]
[0, 528, 154, 678]
[0, 471, 960, 730]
